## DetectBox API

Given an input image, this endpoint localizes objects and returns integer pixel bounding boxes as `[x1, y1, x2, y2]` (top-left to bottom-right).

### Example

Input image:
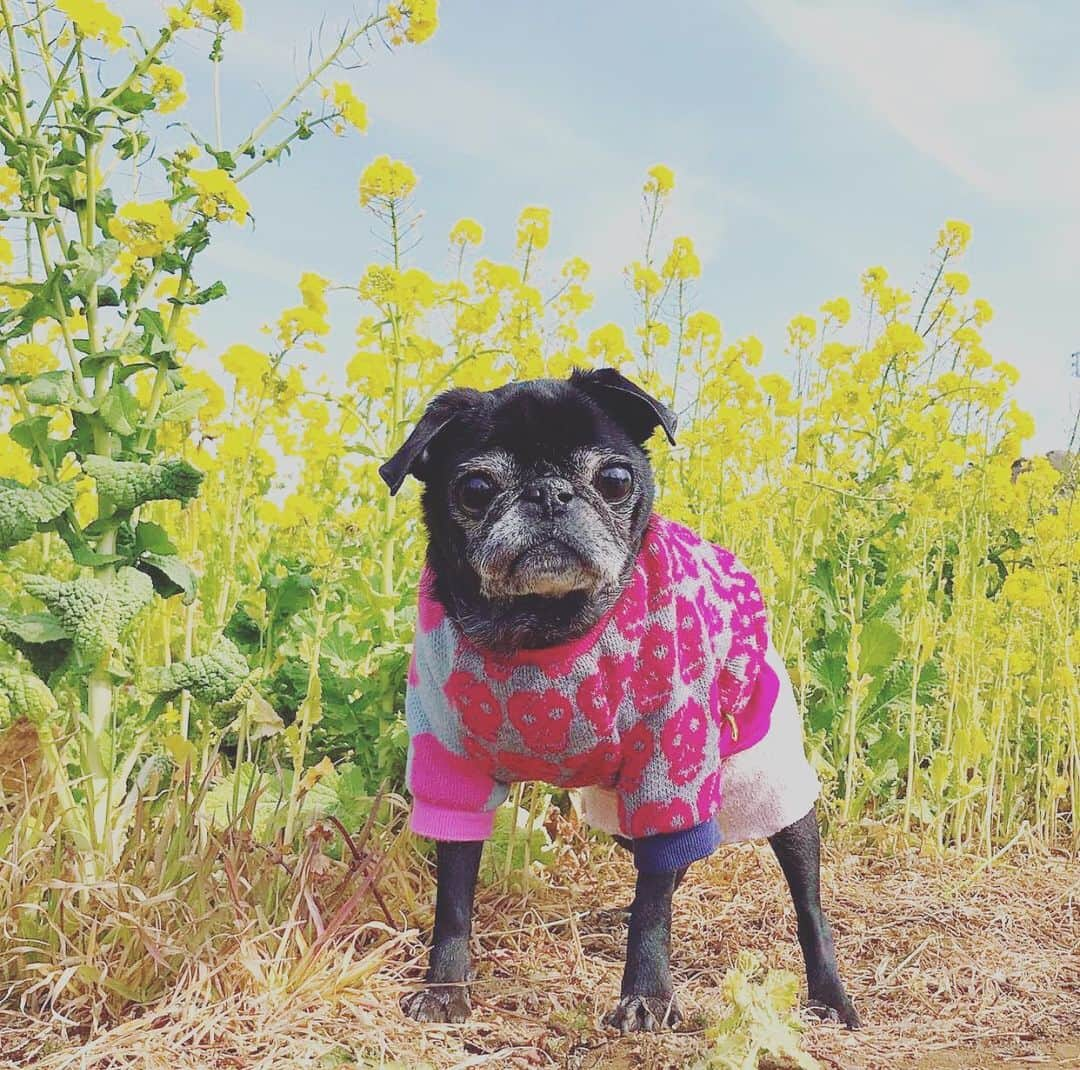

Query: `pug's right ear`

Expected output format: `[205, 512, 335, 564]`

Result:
[378, 388, 484, 495]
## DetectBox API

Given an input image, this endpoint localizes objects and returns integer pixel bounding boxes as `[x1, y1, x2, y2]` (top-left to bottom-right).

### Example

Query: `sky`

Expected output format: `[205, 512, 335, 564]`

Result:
[119, 0, 1080, 452]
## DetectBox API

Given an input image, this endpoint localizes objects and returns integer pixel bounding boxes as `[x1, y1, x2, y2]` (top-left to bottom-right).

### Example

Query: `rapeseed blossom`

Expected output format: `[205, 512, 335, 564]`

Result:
[188, 168, 250, 224]
[323, 82, 368, 134]
[358, 156, 417, 205]
[108, 201, 181, 258]
[56, 0, 124, 50]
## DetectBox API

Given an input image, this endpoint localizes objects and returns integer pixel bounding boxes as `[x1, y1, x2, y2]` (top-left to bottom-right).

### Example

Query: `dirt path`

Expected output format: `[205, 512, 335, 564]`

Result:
[2, 831, 1077, 1069]
[384, 830, 1080, 1070]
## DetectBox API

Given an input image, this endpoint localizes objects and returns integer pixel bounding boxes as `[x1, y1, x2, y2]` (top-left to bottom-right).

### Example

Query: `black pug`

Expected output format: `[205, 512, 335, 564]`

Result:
[380, 368, 859, 1033]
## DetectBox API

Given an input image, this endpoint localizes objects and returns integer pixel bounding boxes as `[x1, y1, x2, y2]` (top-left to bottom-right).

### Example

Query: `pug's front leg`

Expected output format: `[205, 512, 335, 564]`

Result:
[604, 868, 684, 1033]
[403, 840, 483, 1024]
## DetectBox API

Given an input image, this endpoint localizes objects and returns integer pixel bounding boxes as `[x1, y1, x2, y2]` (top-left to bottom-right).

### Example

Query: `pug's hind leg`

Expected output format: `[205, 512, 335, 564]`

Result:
[768, 808, 861, 1029]
[402, 840, 483, 1024]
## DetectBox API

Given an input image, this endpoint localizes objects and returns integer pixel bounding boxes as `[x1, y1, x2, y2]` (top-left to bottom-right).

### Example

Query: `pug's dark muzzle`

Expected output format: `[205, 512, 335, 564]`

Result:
[470, 489, 626, 600]
[504, 537, 596, 597]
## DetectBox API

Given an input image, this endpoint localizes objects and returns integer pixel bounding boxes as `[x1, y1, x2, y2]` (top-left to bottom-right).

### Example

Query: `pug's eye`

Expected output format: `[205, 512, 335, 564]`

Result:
[457, 473, 497, 516]
[595, 464, 633, 503]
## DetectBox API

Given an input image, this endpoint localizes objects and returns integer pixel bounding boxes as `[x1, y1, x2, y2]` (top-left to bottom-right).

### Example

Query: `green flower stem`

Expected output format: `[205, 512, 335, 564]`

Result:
[283, 585, 328, 845]
[0, 0, 87, 395]
[233, 11, 389, 160]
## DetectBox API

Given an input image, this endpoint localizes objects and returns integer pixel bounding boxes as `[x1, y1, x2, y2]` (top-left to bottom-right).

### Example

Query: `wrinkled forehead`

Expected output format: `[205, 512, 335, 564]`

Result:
[460, 380, 633, 466]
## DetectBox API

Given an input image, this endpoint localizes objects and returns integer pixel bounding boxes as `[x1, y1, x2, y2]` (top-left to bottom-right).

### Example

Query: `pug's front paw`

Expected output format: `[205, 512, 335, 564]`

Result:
[401, 983, 471, 1024]
[603, 993, 682, 1034]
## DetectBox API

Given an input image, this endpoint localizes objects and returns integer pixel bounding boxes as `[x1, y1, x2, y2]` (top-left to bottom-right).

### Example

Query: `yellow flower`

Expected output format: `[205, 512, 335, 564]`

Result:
[57, 0, 124, 51]
[166, 4, 195, 29]
[759, 373, 794, 407]
[1006, 401, 1035, 440]
[0, 165, 20, 205]
[358, 156, 417, 205]
[1000, 571, 1049, 611]
[820, 341, 855, 368]
[449, 218, 484, 246]
[662, 236, 700, 281]
[194, 0, 244, 30]
[148, 63, 187, 114]
[943, 271, 970, 295]
[516, 206, 551, 252]
[586, 323, 632, 367]
[221, 344, 270, 392]
[107, 200, 181, 258]
[644, 164, 675, 196]
[787, 314, 816, 349]
[630, 262, 662, 299]
[973, 298, 993, 325]
[323, 81, 368, 134]
[5, 342, 58, 377]
[820, 296, 851, 326]
[861, 265, 888, 296]
[684, 311, 723, 355]
[299, 272, 330, 316]
[561, 256, 590, 281]
[387, 0, 439, 44]
[188, 168, 249, 224]
[0, 234, 12, 268]
[937, 219, 972, 256]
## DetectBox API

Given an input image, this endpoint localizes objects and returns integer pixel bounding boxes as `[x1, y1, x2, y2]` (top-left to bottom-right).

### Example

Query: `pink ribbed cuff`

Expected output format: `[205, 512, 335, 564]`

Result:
[410, 800, 495, 841]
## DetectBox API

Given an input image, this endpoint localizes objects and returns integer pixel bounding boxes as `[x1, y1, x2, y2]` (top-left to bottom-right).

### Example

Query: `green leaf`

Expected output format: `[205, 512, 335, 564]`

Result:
[169, 281, 226, 307]
[69, 544, 126, 567]
[8, 415, 50, 451]
[203, 144, 237, 172]
[134, 521, 176, 556]
[138, 553, 198, 604]
[0, 612, 72, 679]
[24, 370, 75, 406]
[156, 387, 207, 424]
[859, 619, 901, 676]
[99, 384, 141, 436]
[111, 87, 157, 116]
[115, 361, 156, 383]
[23, 370, 96, 414]
[68, 239, 120, 298]
[136, 308, 166, 340]
[112, 130, 149, 161]
[1, 611, 69, 646]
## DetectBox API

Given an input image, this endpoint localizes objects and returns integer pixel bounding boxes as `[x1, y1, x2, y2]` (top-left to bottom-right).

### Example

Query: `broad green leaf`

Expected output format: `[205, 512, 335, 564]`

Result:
[138, 553, 198, 604]
[68, 239, 120, 298]
[156, 387, 208, 424]
[133, 522, 177, 556]
[858, 618, 901, 676]
[99, 384, 141, 436]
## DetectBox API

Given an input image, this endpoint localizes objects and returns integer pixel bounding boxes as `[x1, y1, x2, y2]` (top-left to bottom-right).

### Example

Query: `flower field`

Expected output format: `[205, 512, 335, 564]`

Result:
[0, 3, 1077, 1068]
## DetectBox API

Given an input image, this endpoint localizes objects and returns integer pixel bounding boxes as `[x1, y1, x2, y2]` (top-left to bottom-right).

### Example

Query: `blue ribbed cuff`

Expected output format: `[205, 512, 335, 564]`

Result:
[632, 819, 721, 874]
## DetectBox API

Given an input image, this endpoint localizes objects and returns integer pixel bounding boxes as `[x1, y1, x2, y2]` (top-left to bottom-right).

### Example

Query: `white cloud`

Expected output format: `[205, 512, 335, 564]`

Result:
[747, 0, 1080, 449]
[747, 1, 1080, 208]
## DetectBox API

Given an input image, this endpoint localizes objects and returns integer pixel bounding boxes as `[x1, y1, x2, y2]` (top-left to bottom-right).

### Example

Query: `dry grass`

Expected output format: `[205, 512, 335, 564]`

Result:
[0, 816, 1076, 1070]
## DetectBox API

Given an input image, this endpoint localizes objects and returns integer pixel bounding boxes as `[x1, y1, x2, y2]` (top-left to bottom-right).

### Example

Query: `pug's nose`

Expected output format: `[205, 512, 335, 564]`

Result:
[521, 479, 575, 517]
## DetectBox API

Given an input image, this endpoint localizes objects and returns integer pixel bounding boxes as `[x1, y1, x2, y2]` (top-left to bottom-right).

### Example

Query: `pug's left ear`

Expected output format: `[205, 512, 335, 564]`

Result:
[570, 367, 677, 446]
[378, 388, 484, 495]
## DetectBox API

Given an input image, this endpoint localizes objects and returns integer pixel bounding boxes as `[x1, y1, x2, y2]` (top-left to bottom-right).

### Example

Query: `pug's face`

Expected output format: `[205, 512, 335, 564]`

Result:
[380, 369, 676, 651]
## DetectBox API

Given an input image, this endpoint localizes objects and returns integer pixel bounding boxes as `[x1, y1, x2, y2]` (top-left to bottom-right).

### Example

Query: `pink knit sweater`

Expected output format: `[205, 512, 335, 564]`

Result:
[404, 515, 780, 866]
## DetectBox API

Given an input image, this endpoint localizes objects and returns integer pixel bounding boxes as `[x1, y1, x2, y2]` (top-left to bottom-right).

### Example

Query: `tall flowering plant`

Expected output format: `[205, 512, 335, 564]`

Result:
[0, 0, 438, 876]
